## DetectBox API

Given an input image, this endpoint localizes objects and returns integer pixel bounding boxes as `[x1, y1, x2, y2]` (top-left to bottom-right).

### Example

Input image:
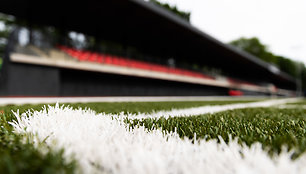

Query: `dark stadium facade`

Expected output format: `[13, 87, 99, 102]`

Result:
[0, 0, 297, 96]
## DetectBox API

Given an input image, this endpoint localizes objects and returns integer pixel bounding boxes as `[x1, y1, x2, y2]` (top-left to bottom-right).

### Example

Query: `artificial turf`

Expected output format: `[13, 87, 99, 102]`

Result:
[127, 107, 306, 158]
[0, 99, 259, 115]
[0, 99, 304, 173]
[0, 100, 259, 173]
[0, 111, 76, 174]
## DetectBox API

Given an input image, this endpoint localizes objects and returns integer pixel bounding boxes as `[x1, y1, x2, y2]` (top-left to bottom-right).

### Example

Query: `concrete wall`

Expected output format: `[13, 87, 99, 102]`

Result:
[6, 62, 60, 96]
[0, 60, 228, 96]
[60, 68, 228, 96]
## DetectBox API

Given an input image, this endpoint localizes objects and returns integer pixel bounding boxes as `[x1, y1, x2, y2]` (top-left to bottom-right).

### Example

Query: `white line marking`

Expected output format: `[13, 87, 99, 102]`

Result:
[10, 100, 306, 174]
[128, 98, 301, 119]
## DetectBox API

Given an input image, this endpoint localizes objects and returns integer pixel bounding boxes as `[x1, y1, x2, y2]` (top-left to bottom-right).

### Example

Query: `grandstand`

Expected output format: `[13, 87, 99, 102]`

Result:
[0, 0, 297, 96]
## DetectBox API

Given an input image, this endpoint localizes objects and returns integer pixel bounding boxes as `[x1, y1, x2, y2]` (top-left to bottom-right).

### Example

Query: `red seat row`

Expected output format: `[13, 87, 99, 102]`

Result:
[57, 45, 215, 80]
[228, 90, 244, 96]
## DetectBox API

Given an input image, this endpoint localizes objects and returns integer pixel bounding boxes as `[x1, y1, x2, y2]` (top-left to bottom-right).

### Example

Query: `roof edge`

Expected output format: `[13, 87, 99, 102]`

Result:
[131, 0, 296, 83]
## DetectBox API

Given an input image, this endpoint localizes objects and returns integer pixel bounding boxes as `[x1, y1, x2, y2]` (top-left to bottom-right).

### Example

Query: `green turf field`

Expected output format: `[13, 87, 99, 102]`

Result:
[0, 112, 76, 174]
[127, 107, 306, 158]
[0, 100, 259, 115]
[0, 100, 259, 173]
[0, 99, 305, 173]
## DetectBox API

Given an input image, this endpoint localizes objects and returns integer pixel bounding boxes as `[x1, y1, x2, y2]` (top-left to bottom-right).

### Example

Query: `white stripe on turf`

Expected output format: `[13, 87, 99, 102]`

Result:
[128, 98, 301, 119]
[277, 105, 306, 109]
[10, 104, 306, 174]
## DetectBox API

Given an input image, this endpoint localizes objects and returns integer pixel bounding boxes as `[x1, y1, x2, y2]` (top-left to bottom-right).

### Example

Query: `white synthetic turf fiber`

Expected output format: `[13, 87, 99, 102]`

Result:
[130, 98, 301, 119]
[10, 100, 306, 174]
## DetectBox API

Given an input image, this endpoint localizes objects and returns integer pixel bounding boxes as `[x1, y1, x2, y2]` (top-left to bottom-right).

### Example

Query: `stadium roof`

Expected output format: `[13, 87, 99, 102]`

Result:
[0, 0, 296, 89]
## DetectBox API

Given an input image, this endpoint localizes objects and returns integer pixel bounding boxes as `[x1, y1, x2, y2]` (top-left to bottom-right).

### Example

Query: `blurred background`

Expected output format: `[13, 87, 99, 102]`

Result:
[0, 0, 304, 97]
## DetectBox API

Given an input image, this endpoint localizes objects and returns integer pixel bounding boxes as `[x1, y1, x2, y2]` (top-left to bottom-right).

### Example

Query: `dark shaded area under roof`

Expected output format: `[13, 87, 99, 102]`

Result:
[0, 0, 296, 90]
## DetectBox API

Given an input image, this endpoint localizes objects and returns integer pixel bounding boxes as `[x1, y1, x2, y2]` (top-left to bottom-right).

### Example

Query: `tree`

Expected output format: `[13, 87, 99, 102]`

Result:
[229, 37, 277, 64]
[0, 13, 15, 70]
[302, 65, 306, 92]
[150, 0, 191, 22]
[276, 56, 298, 77]
[0, 14, 15, 54]
[229, 37, 306, 91]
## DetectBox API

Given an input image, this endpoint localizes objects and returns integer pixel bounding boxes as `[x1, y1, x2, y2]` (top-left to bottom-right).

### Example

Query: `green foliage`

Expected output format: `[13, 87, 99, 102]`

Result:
[128, 107, 306, 158]
[230, 37, 277, 64]
[276, 55, 299, 77]
[0, 13, 16, 66]
[150, 0, 191, 22]
[230, 37, 306, 90]
[0, 13, 15, 26]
